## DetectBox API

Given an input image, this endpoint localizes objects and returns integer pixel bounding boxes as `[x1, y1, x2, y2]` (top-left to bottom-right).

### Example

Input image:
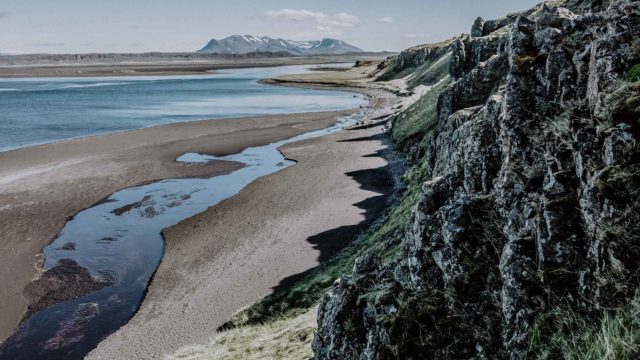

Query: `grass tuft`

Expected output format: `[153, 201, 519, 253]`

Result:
[167, 307, 317, 360]
[606, 81, 640, 123]
[530, 295, 640, 360]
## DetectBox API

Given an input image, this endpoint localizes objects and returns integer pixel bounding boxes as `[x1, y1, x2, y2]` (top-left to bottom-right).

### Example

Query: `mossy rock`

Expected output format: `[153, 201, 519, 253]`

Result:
[606, 82, 640, 126]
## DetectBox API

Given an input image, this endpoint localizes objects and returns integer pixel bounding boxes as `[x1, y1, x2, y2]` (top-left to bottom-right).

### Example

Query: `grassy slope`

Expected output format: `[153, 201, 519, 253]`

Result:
[168, 307, 317, 360]
[391, 77, 451, 143]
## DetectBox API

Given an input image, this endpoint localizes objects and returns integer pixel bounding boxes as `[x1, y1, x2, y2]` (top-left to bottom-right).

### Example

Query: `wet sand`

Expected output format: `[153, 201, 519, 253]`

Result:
[0, 110, 355, 343]
[87, 65, 399, 358]
[87, 121, 393, 360]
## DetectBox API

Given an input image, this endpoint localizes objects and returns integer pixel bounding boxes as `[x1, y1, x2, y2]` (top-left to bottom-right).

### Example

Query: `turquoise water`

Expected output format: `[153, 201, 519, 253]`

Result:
[0, 64, 364, 152]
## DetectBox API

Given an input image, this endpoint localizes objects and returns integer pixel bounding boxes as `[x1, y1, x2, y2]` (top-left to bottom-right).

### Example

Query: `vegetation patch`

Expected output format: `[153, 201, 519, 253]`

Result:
[168, 307, 317, 360]
[606, 81, 640, 127]
[390, 78, 451, 143]
[625, 64, 640, 83]
[408, 53, 452, 88]
[529, 294, 640, 360]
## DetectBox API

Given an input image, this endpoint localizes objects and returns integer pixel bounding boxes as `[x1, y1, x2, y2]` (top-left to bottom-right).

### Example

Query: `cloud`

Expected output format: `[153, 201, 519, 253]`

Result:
[378, 17, 393, 23]
[405, 33, 432, 39]
[266, 9, 322, 22]
[266, 9, 360, 34]
[0, 11, 11, 19]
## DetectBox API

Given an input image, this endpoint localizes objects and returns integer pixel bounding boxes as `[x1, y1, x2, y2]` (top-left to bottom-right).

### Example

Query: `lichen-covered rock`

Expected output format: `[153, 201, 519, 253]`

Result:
[314, 0, 640, 358]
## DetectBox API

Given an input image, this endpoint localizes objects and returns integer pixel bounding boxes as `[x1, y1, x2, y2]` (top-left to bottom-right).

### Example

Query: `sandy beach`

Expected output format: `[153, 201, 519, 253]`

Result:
[0, 60, 400, 360]
[0, 109, 357, 343]
[85, 65, 399, 358]
[87, 119, 393, 360]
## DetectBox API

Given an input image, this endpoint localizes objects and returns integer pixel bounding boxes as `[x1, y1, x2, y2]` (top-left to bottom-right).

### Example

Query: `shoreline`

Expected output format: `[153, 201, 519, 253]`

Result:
[89, 112, 398, 360]
[0, 108, 360, 343]
[88, 65, 401, 359]
[0, 106, 357, 155]
[0, 60, 400, 359]
[0, 55, 388, 78]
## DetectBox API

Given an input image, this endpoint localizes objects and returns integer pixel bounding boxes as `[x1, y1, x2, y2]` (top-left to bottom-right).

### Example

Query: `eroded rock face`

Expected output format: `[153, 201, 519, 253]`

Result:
[314, 1, 640, 358]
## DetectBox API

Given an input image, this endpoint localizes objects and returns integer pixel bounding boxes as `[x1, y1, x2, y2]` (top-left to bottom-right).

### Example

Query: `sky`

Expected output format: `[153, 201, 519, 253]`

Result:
[0, 0, 541, 54]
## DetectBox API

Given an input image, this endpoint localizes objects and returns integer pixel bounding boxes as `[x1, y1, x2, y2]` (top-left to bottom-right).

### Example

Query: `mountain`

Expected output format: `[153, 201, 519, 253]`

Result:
[300, 38, 365, 55]
[197, 35, 364, 55]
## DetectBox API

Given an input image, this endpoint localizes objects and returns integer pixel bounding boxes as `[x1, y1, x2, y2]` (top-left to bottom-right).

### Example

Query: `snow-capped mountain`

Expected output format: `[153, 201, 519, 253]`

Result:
[197, 35, 364, 55]
[302, 39, 365, 55]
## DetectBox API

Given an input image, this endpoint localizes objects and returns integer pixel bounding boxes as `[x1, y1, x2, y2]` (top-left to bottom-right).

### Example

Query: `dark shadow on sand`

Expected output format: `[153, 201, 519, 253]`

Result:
[270, 151, 394, 294]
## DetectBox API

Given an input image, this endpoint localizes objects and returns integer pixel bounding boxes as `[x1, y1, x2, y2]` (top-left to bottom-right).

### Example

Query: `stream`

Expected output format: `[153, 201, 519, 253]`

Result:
[0, 105, 365, 359]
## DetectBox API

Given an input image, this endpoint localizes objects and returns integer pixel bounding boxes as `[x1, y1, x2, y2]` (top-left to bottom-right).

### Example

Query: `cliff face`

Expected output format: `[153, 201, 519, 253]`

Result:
[314, 1, 640, 358]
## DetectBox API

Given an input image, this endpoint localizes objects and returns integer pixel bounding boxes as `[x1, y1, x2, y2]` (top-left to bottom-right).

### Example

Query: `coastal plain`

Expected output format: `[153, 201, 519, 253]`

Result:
[0, 109, 356, 342]
[0, 61, 399, 360]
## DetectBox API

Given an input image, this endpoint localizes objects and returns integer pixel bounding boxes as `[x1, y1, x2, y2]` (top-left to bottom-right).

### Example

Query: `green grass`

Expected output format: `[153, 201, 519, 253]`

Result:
[530, 295, 640, 360]
[408, 53, 452, 88]
[377, 53, 451, 87]
[376, 58, 416, 81]
[625, 64, 640, 83]
[391, 77, 451, 143]
[221, 159, 428, 329]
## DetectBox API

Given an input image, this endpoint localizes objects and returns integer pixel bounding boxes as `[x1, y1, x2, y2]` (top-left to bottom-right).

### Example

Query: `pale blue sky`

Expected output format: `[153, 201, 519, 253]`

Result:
[0, 0, 541, 54]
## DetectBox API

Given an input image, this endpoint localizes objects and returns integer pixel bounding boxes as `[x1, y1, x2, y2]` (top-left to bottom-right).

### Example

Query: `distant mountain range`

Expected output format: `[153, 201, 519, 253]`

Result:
[197, 35, 364, 55]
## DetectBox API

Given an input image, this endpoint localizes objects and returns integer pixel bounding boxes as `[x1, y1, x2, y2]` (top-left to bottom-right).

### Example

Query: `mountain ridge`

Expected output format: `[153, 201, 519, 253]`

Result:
[197, 35, 364, 55]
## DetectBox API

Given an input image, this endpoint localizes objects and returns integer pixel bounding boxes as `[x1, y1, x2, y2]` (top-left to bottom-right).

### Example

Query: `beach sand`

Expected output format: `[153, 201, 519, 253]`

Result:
[0, 61, 400, 360]
[0, 110, 355, 342]
[85, 67, 399, 358]
[87, 120, 393, 360]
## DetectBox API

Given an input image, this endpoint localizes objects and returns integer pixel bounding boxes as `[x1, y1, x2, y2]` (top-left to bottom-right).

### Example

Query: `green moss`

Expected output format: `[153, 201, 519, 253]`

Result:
[514, 55, 535, 72]
[391, 78, 451, 143]
[408, 53, 452, 88]
[625, 64, 640, 83]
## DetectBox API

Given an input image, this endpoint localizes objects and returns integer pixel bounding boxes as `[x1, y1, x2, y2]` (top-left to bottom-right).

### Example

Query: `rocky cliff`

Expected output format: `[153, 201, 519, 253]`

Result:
[314, 0, 640, 358]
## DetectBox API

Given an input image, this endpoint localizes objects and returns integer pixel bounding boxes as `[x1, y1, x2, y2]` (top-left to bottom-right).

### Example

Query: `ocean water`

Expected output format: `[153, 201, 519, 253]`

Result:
[0, 64, 364, 152]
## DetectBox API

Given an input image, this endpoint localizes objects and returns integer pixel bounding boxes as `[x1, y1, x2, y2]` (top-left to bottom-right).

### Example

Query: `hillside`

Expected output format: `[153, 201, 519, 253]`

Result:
[169, 0, 640, 358]
[315, 0, 640, 358]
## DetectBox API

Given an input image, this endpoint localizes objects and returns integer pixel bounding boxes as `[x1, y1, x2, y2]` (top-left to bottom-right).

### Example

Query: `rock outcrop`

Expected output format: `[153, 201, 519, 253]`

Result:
[314, 0, 640, 358]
